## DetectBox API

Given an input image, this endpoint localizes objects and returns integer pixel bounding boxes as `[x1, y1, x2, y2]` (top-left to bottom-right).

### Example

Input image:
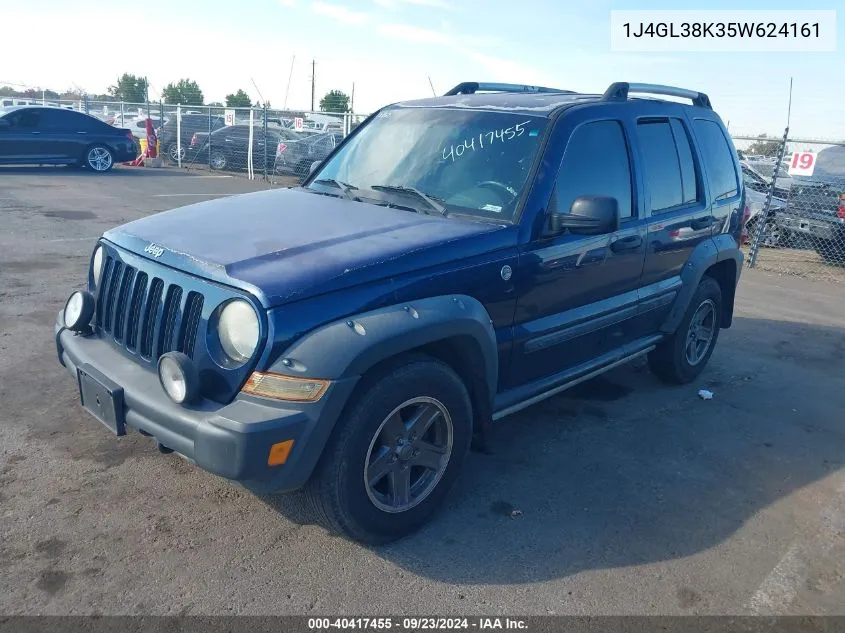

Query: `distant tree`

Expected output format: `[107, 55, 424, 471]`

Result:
[746, 135, 782, 158]
[319, 90, 350, 113]
[225, 89, 251, 107]
[108, 74, 148, 103]
[208, 101, 224, 107]
[162, 79, 204, 106]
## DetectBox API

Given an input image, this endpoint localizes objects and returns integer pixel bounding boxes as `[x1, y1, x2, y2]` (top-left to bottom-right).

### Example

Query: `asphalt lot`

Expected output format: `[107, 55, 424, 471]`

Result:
[1, 167, 844, 615]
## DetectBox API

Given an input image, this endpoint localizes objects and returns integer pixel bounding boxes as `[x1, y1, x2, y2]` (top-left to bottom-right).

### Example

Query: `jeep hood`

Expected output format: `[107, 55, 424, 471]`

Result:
[104, 188, 511, 307]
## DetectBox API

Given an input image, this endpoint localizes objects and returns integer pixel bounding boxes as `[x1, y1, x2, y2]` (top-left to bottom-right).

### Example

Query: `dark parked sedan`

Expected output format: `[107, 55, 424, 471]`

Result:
[274, 131, 343, 178]
[187, 124, 299, 173]
[0, 106, 138, 171]
[159, 114, 224, 164]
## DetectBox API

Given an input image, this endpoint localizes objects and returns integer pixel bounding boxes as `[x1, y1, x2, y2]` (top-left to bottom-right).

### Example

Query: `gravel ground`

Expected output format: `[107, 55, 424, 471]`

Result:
[1, 166, 843, 616]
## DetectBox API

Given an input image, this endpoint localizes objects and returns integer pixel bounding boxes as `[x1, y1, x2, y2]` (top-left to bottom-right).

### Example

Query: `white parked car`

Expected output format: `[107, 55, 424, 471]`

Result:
[122, 115, 168, 139]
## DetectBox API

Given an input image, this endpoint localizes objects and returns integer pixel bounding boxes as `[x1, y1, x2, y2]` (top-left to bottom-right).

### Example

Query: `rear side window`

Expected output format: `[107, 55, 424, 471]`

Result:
[552, 120, 633, 219]
[637, 120, 683, 212]
[670, 119, 698, 204]
[693, 119, 739, 200]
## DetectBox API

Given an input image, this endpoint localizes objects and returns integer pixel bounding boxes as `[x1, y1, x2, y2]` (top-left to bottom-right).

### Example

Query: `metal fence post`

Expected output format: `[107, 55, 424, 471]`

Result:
[207, 106, 212, 169]
[83, 94, 89, 114]
[263, 105, 268, 181]
[176, 104, 182, 168]
[748, 127, 790, 268]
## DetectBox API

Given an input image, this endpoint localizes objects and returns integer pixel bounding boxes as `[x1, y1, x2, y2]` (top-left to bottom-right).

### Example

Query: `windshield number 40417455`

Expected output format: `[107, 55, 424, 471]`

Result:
[442, 120, 532, 163]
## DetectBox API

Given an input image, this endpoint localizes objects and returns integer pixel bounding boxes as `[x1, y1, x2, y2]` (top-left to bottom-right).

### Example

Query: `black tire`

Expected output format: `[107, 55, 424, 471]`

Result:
[305, 356, 473, 544]
[84, 145, 114, 172]
[814, 239, 845, 267]
[165, 143, 185, 164]
[209, 150, 227, 171]
[648, 276, 723, 385]
[748, 216, 788, 248]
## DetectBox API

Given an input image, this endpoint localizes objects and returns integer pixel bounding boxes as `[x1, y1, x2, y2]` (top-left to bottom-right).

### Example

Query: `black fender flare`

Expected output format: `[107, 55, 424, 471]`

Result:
[269, 293, 498, 407]
[661, 236, 743, 333]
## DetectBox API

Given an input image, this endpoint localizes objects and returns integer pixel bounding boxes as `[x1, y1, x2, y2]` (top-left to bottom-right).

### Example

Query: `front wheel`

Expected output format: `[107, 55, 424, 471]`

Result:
[85, 145, 114, 172]
[648, 276, 723, 385]
[305, 357, 473, 544]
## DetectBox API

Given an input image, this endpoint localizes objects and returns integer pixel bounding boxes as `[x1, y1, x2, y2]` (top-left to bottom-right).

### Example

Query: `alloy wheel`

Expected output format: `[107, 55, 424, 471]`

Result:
[363, 396, 453, 514]
[685, 299, 716, 366]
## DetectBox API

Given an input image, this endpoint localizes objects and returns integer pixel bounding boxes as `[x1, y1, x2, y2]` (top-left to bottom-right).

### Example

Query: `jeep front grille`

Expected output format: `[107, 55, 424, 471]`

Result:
[96, 255, 204, 360]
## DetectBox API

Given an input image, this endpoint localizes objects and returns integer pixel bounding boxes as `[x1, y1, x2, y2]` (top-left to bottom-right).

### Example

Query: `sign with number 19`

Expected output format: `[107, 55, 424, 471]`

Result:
[788, 151, 816, 176]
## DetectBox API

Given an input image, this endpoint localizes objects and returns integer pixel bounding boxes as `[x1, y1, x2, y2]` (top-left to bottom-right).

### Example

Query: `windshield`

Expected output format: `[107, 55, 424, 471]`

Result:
[309, 106, 548, 220]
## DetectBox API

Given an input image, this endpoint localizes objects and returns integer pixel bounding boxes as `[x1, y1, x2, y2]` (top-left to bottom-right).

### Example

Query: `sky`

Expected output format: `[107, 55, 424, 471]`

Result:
[2, 0, 842, 139]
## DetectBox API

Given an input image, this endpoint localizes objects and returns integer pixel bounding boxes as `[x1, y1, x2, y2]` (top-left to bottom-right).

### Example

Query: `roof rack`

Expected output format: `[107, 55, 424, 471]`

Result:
[444, 82, 573, 96]
[601, 82, 712, 109]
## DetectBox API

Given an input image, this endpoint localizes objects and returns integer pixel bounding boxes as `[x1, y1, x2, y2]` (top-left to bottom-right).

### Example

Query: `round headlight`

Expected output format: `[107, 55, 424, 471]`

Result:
[64, 291, 95, 331]
[217, 300, 260, 362]
[158, 352, 200, 404]
[92, 246, 104, 288]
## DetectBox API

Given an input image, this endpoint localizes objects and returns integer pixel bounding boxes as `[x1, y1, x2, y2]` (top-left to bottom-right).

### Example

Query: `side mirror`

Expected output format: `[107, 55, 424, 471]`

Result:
[549, 196, 619, 235]
[309, 160, 321, 175]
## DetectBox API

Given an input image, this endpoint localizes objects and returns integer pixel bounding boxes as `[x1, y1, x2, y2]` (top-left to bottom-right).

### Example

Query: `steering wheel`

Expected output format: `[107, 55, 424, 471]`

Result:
[476, 180, 516, 202]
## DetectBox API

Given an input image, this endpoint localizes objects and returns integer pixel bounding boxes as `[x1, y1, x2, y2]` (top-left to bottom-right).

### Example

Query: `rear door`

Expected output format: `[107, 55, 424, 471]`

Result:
[634, 115, 727, 335]
[38, 109, 91, 160]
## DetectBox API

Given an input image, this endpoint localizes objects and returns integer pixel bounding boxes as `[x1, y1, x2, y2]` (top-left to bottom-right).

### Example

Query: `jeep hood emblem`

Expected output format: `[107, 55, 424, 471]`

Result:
[144, 243, 165, 258]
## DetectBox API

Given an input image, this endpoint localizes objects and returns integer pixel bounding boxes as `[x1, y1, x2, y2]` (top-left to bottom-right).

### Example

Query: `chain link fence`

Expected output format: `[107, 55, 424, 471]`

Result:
[735, 133, 845, 282]
[33, 97, 367, 185]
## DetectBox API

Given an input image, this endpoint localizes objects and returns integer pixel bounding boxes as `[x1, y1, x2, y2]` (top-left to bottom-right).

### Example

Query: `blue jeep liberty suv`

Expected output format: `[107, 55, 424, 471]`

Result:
[56, 81, 745, 543]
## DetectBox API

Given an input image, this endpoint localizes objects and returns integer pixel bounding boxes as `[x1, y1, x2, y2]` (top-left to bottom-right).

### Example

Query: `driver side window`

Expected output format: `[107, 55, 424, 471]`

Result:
[6, 110, 41, 129]
[551, 120, 633, 219]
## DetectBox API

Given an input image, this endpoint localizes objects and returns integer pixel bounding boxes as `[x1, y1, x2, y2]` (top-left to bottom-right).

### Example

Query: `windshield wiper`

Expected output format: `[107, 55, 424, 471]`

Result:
[369, 185, 448, 216]
[312, 179, 358, 200]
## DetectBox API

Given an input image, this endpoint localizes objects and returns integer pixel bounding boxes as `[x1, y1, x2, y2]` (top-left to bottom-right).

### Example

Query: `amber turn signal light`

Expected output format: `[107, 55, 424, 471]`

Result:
[268, 439, 295, 466]
[242, 371, 330, 402]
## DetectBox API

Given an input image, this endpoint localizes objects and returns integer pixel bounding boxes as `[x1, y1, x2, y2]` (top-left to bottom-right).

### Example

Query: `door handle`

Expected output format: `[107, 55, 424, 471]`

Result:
[690, 217, 716, 231]
[30, 131, 41, 134]
[76, 131, 87, 134]
[610, 235, 643, 252]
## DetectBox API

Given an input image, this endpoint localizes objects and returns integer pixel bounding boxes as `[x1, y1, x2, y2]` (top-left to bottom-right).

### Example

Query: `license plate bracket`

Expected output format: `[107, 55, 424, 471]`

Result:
[78, 364, 126, 436]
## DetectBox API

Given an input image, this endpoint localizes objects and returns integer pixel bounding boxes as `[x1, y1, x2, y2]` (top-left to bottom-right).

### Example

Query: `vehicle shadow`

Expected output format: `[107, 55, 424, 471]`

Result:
[258, 315, 845, 584]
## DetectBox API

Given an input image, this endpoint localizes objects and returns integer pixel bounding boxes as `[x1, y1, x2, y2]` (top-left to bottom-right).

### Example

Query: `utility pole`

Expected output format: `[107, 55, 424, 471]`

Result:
[310, 58, 316, 112]
[350, 83, 355, 113]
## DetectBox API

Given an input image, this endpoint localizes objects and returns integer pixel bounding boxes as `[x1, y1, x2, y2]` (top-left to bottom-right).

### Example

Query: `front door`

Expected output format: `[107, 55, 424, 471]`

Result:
[0, 108, 44, 162]
[507, 115, 647, 389]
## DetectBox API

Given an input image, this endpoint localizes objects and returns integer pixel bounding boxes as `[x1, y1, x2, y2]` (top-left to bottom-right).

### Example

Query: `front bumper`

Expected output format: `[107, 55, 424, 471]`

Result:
[55, 314, 357, 492]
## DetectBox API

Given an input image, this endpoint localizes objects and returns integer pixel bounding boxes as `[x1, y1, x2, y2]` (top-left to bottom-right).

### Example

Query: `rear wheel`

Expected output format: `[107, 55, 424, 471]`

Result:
[166, 143, 185, 164]
[749, 217, 788, 248]
[305, 357, 472, 544]
[85, 145, 114, 172]
[649, 276, 722, 385]
[209, 150, 227, 170]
